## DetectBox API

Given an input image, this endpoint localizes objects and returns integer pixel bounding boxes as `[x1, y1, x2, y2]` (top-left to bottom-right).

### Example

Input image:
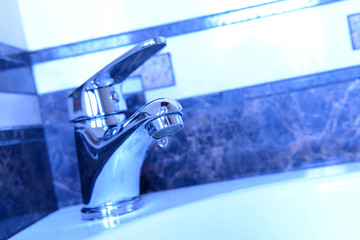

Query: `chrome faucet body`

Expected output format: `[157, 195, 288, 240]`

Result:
[67, 37, 183, 220]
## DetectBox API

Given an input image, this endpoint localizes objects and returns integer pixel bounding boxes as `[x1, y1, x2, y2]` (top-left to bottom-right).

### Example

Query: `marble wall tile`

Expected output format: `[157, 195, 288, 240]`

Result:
[141, 77, 360, 192]
[39, 65, 360, 207]
[0, 42, 55, 239]
[0, 127, 57, 239]
[0, 93, 42, 128]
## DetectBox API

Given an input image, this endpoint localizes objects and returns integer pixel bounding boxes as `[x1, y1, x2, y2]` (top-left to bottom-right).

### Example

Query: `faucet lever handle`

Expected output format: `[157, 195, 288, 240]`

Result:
[90, 36, 166, 89]
[68, 37, 166, 122]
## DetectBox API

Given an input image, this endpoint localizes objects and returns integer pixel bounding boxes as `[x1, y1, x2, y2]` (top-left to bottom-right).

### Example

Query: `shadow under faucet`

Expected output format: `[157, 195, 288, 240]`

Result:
[67, 37, 184, 220]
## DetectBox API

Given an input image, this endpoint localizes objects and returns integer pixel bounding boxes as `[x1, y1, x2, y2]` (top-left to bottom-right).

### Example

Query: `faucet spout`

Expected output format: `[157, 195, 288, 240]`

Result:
[67, 37, 184, 220]
[74, 98, 183, 220]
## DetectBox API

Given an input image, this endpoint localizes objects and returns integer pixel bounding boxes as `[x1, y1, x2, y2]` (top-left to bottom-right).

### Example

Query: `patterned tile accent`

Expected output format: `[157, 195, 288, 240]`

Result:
[348, 13, 360, 50]
[0, 127, 57, 239]
[130, 53, 175, 90]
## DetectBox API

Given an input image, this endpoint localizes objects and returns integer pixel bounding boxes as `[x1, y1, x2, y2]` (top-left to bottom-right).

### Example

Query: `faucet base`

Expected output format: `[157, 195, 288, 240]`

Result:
[81, 196, 142, 220]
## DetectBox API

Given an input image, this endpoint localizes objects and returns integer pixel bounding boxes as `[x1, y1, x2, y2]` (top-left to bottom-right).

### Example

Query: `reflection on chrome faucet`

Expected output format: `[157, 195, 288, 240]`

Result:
[67, 37, 184, 220]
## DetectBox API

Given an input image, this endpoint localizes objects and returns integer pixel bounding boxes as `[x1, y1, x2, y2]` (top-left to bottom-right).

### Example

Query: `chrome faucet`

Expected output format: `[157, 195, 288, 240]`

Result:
[67, 37, 184, 220]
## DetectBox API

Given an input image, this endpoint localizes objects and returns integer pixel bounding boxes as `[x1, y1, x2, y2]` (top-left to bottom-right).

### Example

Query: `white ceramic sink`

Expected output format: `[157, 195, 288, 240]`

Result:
[12, 162, 360, 240]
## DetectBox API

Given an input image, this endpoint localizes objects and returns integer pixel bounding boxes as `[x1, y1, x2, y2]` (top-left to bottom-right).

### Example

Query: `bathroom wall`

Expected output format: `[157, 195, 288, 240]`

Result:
[0, 2, 58, 237]
[0, 0, 27, 49]
[1, 2, 360, 238]
[28, 0, 360, 208]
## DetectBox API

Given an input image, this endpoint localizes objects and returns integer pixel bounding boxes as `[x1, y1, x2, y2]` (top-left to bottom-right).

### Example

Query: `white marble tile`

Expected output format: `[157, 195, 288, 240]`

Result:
[0, 93, 42, 128]
[16, 0, 263, 50]
[0, 0, 27, 49]
[32, 46, 132, 93]
[33, 0, 360, 102]
[146, 0, 360, 101]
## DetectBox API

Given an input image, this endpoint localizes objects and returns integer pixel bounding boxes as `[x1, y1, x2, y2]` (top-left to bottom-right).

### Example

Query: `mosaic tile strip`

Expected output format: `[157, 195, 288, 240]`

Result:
[348, 13, 360, 50]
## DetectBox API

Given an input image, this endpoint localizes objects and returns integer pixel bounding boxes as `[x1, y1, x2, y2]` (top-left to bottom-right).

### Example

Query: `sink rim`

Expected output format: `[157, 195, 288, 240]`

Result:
[10, 162, 360, 240]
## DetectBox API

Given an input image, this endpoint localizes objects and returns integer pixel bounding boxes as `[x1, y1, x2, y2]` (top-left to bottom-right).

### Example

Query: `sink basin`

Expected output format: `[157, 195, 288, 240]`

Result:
[11, 162, 360, 240]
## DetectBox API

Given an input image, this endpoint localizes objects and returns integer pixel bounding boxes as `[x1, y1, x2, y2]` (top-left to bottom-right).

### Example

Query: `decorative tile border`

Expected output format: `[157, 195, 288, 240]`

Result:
[0, 43, 36, 94]
[348, 13, 360, 50]
[0, 126, 45, 146]
[0, 43, 30, 71]
[0, 42, 23, 56]
[27, 0, 344, 64]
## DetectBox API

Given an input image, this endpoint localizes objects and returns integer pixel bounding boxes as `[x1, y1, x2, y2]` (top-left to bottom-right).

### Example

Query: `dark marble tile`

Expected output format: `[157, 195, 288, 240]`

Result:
[0, 127, 44, 144]
[0, 57, 22, 71]
[0, 127, 57, 239]
[140, 78, 360, 192]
